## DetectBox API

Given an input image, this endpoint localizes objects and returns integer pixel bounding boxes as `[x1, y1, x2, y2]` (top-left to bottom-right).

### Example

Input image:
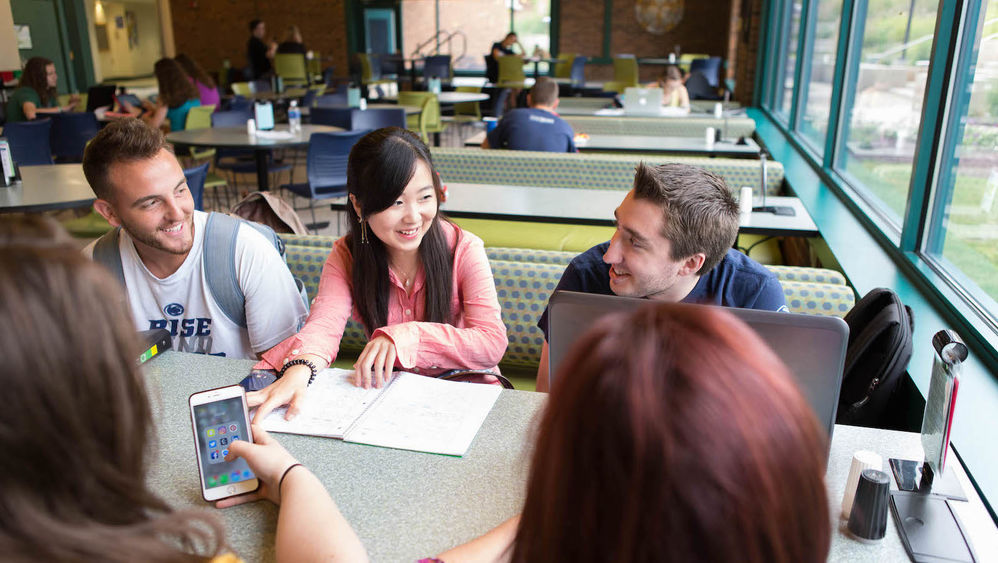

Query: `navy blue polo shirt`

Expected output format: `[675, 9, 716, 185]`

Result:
[486, 108, 577, 153]
[538, 243, 788, 339]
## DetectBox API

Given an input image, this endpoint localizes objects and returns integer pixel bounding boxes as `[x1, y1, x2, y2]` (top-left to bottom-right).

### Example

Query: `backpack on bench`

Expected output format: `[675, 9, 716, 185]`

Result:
[93, 212, 309, 328]
[836, 287, 914, 427]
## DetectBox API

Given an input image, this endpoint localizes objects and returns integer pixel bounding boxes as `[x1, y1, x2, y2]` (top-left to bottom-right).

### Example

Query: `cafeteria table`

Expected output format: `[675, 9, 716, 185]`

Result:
[166, 125, 341, 191]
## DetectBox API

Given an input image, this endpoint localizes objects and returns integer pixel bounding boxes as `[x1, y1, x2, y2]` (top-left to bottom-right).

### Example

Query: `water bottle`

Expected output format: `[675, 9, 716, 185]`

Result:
[288, 100, 301, 134]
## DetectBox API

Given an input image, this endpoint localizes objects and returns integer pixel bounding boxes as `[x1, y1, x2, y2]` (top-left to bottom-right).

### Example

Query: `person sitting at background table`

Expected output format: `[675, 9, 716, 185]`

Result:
[533, 163, 788, 391]
[646, 64, 690, 111]
[482, 77, 576, 153]
[247, 19, 277, 79]
[175, 53, 221, 110]
[4, 56, 79, 122]
[0, 216, 367, 562]
[277, 25, 307, 55]
[249, 127, 508, 421]
[122, 58, 201, 132]
[491, 31, 524, 61]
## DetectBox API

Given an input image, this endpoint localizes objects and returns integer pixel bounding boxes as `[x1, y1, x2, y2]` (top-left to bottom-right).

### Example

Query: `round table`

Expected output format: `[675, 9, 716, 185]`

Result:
[436, 91, 490, 105]
[0, 164, 95, 213]
[166, 124, 341, 191]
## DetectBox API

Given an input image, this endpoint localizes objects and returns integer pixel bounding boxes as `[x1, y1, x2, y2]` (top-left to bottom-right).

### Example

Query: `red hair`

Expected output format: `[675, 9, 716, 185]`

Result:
[512, 303, 830, 563]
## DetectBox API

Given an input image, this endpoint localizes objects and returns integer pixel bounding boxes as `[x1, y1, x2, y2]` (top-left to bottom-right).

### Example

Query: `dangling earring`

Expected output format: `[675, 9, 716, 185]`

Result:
[359, 216, 368, 244]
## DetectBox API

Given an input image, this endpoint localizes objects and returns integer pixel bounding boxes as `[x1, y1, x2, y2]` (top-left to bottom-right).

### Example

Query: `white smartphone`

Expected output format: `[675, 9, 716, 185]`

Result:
[189, 385, 260, 501]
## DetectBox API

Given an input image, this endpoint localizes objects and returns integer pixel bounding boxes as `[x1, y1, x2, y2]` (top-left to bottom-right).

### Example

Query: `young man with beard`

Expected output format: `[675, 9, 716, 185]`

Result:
[83, 119, 307, 359]
[534, 162, 789, 391]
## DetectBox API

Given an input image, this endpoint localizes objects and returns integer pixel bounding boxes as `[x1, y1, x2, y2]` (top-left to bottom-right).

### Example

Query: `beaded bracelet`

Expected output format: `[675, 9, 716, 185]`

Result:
[279, 358, 317, 386]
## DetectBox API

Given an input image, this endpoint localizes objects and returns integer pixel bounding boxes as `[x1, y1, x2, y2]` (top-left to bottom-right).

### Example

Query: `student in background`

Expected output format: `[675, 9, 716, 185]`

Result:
[431, 303, 830, 562]
[482, 77, 576, 153]
[249, 127, 507, 421]
[122, 58, 201, 131]
[277, 25, 307, 55]
[647, 64, 690, 110]
[0, 216, 367, 562]
[175, 53, 221, 110]
[247, 19, 277, 79]
[4, 57, 78, 122]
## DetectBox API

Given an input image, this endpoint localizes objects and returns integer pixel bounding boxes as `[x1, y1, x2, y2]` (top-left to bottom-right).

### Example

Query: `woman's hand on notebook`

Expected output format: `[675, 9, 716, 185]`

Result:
[247, 365, 311, 423]
[354, 335, 396, 390]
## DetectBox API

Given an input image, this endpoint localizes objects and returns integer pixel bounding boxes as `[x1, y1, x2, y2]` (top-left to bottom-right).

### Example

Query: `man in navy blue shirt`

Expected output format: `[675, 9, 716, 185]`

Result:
[534, 163, 788, 391]
[483, 77, 577, 153]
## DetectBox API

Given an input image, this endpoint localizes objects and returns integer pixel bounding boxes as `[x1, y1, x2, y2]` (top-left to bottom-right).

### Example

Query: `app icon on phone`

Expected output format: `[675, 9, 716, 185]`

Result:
[243, 470, 252, 479]
[219, 474, 228, 484]
[208, 440, 217, 448]
[230, 471, 241, 482]
[210, 451, 219, 461]
[229, 424, 238, 432]
[218, 426, 227, 435]
[220, 437, 229, 446]
[222, 449, 229, 457]
[207, 475, 217, 487]
[232, 435, 240, 442]
[207, 428, 216, 437]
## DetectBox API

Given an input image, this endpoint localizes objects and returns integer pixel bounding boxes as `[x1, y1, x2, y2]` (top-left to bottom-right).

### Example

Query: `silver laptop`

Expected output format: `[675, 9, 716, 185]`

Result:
[547, 291, 849, 447]
[622, 87, 664, 116]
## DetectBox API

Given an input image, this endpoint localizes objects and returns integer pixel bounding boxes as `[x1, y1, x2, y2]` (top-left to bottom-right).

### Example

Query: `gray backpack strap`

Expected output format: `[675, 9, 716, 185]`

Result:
[203, 213, 248, 328]
[92, 227, 125, 287]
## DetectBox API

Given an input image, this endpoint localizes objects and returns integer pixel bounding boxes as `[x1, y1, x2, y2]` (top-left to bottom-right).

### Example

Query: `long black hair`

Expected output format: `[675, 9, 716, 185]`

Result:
[345, 127, 454, 334]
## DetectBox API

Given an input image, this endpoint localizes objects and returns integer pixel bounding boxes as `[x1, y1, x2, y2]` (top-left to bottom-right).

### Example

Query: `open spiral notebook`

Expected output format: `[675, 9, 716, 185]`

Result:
[260, 368, 502, 457]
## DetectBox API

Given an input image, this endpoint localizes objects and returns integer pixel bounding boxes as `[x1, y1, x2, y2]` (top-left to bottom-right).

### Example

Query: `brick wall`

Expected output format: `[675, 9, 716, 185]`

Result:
[559, 0, 734, 83]
[732, 0, 763, 105]
[169, 0, 348, 82]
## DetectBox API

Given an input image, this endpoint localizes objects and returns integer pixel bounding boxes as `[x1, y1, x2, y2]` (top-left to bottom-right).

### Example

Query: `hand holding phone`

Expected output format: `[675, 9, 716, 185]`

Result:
[215, 425, 301, 508]
[189, 385, 260, 501]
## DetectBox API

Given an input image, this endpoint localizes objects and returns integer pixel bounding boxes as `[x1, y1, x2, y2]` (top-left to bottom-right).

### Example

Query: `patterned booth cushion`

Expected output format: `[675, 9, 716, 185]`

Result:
[282, 237, 855, 370]
[563, 115, 756, 138]
[431, 147, 784, 195]
[781, 281, 855, 317]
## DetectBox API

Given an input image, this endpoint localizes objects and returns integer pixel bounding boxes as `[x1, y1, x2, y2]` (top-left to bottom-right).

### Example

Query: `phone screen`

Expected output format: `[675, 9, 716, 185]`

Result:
[192, 397, 255, 490]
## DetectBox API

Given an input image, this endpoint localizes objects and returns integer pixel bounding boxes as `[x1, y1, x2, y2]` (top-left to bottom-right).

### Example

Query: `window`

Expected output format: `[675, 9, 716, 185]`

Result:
[836, 0, 938, 224]
[924, 0, 998, 315]
[773, 0, 804, 121]
[401, 0, 550, 72]
[797, 0, 843, 153]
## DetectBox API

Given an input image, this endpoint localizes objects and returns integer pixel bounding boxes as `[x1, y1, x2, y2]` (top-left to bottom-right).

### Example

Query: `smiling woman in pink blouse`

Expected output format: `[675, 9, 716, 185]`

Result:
[250, 127, 508, 421]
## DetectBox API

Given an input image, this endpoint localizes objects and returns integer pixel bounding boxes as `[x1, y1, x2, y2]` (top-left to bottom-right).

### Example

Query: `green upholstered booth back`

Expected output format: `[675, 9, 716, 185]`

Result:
[430, 147, 784, 195]
[283, 235, 855, 370]
[563, 115, 756, 138]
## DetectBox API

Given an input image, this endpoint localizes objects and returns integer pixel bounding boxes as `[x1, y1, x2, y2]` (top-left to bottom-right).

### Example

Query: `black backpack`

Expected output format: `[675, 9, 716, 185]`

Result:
[836, 288, 914, 426]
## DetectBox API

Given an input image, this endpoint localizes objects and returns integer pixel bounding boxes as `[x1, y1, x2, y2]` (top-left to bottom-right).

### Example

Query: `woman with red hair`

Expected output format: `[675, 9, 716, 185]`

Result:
[434, 302, 831, 562]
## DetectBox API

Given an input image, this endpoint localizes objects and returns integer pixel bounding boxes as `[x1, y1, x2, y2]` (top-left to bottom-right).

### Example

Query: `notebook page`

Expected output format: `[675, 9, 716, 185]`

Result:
[343, 372, 502, 456]
[261, 368, 388, 438]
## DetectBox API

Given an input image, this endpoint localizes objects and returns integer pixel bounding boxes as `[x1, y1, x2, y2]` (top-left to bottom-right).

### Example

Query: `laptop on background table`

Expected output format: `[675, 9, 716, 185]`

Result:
[622, 87, 664, 116]
[546, 291, 849, 451]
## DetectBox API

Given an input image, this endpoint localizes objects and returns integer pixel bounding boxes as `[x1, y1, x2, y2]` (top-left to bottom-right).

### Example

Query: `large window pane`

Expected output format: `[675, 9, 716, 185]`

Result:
[774, 0, 804, 120]
[402, 0, 511, 71]
[926, 1, 998, 310]
[513, 0, 551, 58]
[837, 0, 937, 223]
[798, 0, 843, 153]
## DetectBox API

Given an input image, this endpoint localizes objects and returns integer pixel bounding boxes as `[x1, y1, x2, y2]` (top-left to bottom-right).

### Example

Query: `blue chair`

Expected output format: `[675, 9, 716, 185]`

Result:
[686, 71, 722, 100]
[4, 119, 54, 165]
[310, 106, 352, 129]
[351, 107, 406, 131]
[422, 55, 452, 87]
[281, 130, 369, 232]
[183, 162, 210, 211]
[50, 112, 100, 162]
[227, 96, 253, 114]
[315, 92, 349, 107]
[570, 56, 587, 88]
[689, 56, 723, 88]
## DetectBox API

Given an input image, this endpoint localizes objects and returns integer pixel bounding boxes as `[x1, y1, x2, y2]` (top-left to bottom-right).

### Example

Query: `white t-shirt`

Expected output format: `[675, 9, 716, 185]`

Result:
[86, 211, 307, 359]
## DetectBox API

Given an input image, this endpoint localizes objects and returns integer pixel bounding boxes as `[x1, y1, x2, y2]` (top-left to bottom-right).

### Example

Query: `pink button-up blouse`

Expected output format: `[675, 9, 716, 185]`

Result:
[256, 221, 507, 374]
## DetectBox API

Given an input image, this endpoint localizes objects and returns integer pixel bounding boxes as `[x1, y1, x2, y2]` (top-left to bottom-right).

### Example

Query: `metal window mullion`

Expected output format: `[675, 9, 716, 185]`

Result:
[790, 0, 816, 131]
[755, 0, 778, 108]
[900, 0, 968, 252]
[821, 0, 859, 168]
[830, 0, 868, 171]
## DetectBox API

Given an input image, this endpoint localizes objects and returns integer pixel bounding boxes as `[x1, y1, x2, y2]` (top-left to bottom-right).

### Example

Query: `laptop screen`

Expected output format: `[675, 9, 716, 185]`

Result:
[547, 291, 849, 448]
[622, 87, 664, 116]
